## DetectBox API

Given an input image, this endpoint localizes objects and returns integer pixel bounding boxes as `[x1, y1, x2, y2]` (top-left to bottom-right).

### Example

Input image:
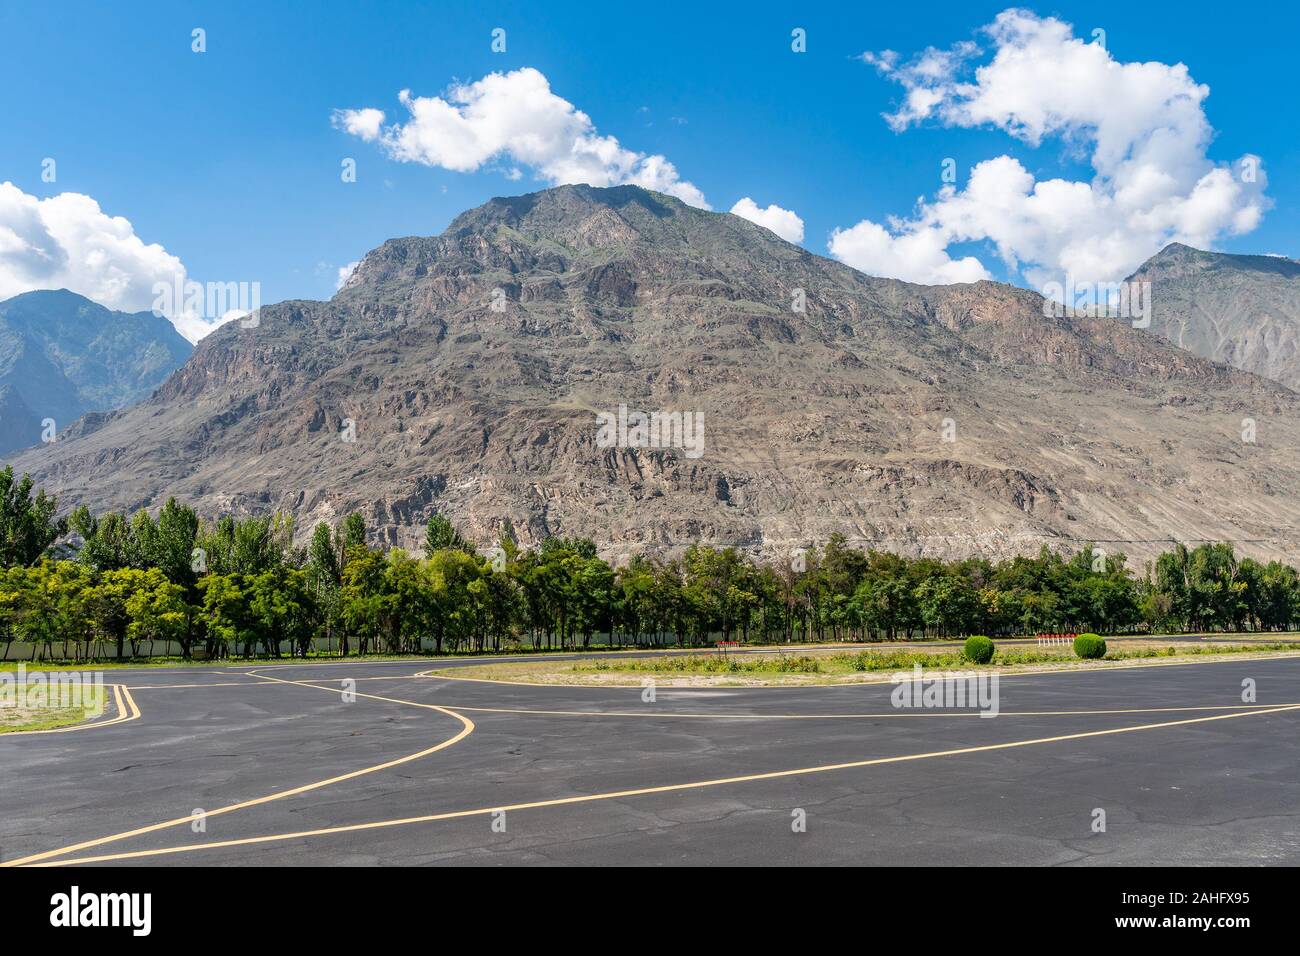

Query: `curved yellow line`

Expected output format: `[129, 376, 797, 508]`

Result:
[2, 673, 474, 868]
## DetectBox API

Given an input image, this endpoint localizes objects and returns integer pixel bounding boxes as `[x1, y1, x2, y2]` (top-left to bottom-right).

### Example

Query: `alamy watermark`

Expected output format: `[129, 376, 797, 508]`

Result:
[595, 404, 705, 459]
[889, 663, 999, 717]
[1040, 277, 1151, 328]
[0, 664, 105, 716]
[152, 276, 262, 328]
[50, 886, 151, 936]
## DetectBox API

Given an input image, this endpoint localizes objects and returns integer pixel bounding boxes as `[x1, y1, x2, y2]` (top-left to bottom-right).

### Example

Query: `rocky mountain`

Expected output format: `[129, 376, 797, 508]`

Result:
[0, 289, 192, 455]
[1130, 242, 1300, 389]
[9, 186, 1300, 564]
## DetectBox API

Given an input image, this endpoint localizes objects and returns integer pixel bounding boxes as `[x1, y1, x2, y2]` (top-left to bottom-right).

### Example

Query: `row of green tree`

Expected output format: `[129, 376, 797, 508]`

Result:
[2, 465, 1297, 659]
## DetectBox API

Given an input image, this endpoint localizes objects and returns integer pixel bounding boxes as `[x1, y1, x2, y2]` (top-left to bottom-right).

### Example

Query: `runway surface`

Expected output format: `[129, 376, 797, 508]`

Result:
[2, 650, 1299, 866]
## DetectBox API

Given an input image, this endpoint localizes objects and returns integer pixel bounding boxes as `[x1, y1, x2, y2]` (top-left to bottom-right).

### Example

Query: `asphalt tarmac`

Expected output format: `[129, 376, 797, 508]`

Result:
[2, 649, 1298, 866]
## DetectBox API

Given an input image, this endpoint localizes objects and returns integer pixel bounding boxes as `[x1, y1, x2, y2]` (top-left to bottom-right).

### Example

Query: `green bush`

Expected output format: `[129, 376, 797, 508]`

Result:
[579, 654, 823, 675]
[773, 655, 822, 673]
[848, 651, 963, 672]
[963, 635, 996, 664]
[1074, 633, 1107, 659]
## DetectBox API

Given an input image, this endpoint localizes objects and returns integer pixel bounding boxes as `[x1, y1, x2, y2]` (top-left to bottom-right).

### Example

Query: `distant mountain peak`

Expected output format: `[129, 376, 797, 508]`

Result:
[1127, 241, 1300, 391]
[1150, 241, 1200, 259]
[340, 183, 792, 297]
[445, 183, 688, 233]
[0, 290, 192, 456]
[1132, 242, 1300, 282]
[9, 287, 88, 303]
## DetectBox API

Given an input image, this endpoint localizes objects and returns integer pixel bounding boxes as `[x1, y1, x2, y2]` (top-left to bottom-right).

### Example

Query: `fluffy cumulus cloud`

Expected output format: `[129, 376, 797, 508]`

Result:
[334, 68, 712, 208]
[729, 197, 805, 243]
[0, 182, 229, 342]
[832, 9, 1269, 289]
[830, 218, 990, 284]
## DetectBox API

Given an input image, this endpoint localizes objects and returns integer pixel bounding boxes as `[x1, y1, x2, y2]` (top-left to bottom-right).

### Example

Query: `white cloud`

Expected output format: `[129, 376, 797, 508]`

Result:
[334, 67, 710, 209]
[0, 181, 226, 342]
[333, 107, 385, 141]
[830, 219, 990, 285]
[729, 197, 805, 243]
[336, 260, 360, 290]
[835, 9, 1270, 289]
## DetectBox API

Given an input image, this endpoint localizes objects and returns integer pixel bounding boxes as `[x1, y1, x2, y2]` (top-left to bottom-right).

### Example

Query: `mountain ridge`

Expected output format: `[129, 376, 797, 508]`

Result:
[9, 185, 1300, 564]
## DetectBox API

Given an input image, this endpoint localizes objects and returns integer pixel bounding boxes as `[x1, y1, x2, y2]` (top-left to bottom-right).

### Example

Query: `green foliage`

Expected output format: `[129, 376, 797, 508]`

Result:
[197, 573, 251, 654]
[0, 467, 65, 568]
[424, 513, 474, 557]
[341, 513, 367, 551]
[581, 654, 822, 675]
[123, 568, 187, 650]
[5, 470, 1300, 662]
[963, 635, 996, 664]
[306, 522, 340, 587]
[1073, 633, 1107, 659]
[247, 566, 315, 657]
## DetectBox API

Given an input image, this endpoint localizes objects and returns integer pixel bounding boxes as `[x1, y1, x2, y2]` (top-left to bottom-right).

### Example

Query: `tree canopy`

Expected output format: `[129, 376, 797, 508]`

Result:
[1, 474, 1298, 661]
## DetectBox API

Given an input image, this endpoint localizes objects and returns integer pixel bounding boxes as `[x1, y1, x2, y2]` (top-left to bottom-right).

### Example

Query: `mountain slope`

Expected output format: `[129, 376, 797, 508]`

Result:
[1130, 242, 1300, 389]
[11, 186, 1300, 563]
[0, 289, 193, 454]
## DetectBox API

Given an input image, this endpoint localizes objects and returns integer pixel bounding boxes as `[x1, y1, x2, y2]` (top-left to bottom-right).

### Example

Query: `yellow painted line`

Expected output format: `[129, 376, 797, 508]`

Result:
[129, 674, 442, 690]
[415, 650, 1300, 690]
[2, 674, 474, 868]
[261, 674, 439, 685]
[1, 684, 140, 736]
[24, 701, 1300, 866]
[434, 701, 1300, 720]
[243, 671, 457, 697]
[127, 681, 279, 690]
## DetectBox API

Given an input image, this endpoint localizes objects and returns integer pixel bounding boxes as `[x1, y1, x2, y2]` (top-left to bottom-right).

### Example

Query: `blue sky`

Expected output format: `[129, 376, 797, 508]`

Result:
[1, 0, 1296, 336]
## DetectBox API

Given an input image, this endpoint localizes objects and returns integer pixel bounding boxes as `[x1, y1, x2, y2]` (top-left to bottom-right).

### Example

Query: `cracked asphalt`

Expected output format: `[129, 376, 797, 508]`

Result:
[2, 651, 1298, 866]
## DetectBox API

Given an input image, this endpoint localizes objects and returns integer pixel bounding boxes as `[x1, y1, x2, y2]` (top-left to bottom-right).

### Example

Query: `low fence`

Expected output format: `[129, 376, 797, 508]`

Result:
[1035, 632, 1077, 648]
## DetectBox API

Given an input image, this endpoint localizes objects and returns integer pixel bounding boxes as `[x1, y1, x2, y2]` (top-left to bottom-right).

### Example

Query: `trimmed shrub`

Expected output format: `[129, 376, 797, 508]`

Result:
[1074, 633, 1107, 659]
[963, 635, 996, 664]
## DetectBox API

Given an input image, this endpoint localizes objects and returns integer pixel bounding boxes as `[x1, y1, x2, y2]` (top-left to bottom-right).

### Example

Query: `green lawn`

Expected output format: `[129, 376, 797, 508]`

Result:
[0, 685, 105, 734]
[430, 641, 1300, 687]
